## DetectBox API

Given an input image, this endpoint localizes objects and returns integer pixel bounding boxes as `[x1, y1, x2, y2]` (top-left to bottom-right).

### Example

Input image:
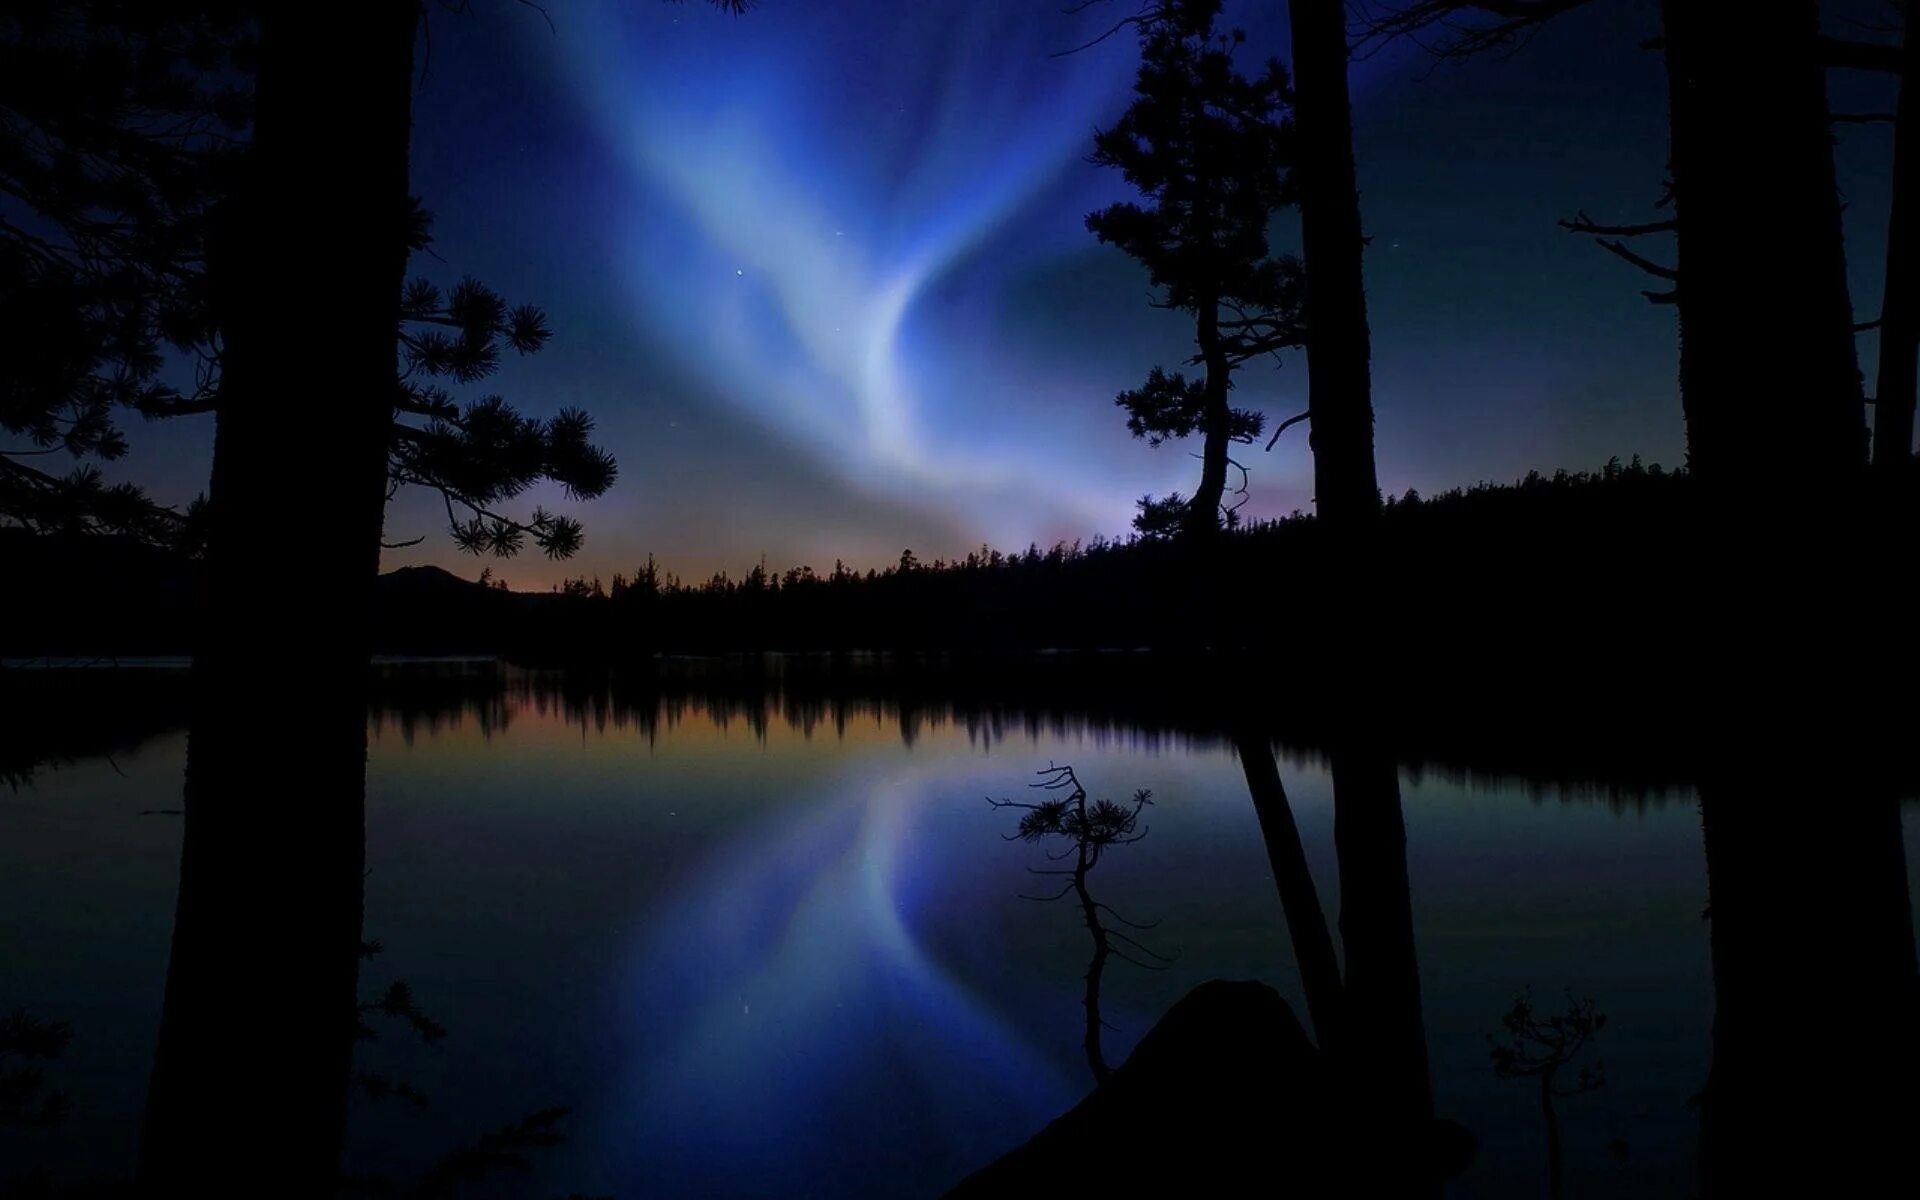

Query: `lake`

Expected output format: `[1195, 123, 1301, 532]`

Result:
[3, 661, 1914, 1196]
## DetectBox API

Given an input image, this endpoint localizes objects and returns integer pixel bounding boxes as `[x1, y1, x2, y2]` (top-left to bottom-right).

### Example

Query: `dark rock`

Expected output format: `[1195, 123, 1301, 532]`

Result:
[944, 980, 1338, 1197]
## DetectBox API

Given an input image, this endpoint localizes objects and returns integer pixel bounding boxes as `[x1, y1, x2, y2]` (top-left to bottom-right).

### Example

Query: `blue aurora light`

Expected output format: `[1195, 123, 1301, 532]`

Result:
[126, 1, 1700, 581]
[589, 748, 1104, 1194]
[543, 1, 1230, 551]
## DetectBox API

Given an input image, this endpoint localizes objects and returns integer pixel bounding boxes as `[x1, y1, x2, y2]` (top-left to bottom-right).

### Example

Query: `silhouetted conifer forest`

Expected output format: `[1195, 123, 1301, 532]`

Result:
[5, 0, 1918, 1197]
[12, 459, 1919, 682]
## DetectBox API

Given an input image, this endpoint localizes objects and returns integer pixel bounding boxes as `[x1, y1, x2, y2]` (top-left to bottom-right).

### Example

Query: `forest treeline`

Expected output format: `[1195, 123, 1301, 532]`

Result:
[551, 457, 1707, 655]
[12, 456, 1918, 668]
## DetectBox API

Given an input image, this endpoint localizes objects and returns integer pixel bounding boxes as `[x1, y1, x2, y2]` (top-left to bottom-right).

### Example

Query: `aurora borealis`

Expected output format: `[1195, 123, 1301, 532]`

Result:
[109, 0, 1899, 584]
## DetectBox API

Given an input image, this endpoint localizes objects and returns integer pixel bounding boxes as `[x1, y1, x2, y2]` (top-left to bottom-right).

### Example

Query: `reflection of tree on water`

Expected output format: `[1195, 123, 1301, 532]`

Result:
[958, 731, 1464, 1195]
[349, 940, 445, 1114]
[0, 668, 191, 789]
[346, 1106, 594, 1198]
[988, 764, 1168, 1084]
[1233, 732, 1448, 1196]
[1487, 990, 1608, 1200]
[1235, 731, 1344, 1047]
[1696, 727, 1919, 1197]
[0, 1010, 71, 1199]
[8, 664, 1916, 1194]
[1, 1009, 71, 1132]
[4, 939, 598, 1197]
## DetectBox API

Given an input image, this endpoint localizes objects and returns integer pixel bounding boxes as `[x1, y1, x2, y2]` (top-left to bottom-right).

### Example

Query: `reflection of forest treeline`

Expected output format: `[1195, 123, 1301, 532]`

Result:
[0, 667, 190, 787]
[12, 654, 1918, 805]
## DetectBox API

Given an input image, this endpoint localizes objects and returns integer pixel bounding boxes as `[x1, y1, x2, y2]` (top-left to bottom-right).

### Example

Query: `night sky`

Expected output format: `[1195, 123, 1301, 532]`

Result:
[116, 0, 1901, 586]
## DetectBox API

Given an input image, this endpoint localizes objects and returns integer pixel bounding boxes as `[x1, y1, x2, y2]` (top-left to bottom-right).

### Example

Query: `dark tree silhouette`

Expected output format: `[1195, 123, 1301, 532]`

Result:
[386, 1106, 588, 1199]
[0, 1008, 72, 1130]
[1285, 0, 1382, 527]
[1271, 24, 1435, 1164]
[1695, 737, 1918, 1198]
[1090, 23, 1443, 1156]
[1661, 0, 1866, 492]
[2, 4, 612, 549]
[1488, 990, 1607, 1200]
[1358, 1, 1870, 491]
[1328, 741, 1437, 1197]
[137, 4, 421, 1191]
[1352, 0, 1594, 60]
[0, 0, 249, 542]
[1232, 731, 1343, 1050]
[388, 247, 616, 558]
[1087, 0, 1303, 537]
[989, 764, 1165, 1084]
[1343, 19, 1914, 1194]
[1230, 733, 1442, 1197]
[135, 4, 734, 1192]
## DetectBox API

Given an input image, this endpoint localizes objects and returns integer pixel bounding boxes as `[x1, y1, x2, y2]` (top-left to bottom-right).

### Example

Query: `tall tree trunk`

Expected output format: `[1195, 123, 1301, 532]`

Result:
[1278, 14, 1431, 1170]
[1696, 746, 1917, 1196]
[1332, 744, 1437, 1198]
[1661, 0, 1866, 491]
[1188, 297, 1233, 536]
[1233, 731, 1344, 1053]
[140, 5, 417, 1193]
[1070, 839, 1113, 1085]
[1288, 0, 1380, 529]
[1873, 11, 1919, 472]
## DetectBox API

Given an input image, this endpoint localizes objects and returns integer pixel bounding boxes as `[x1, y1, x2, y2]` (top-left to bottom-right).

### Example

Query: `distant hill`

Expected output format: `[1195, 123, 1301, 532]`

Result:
[0, 531, 563, 658]
[373, 563, 521, 655]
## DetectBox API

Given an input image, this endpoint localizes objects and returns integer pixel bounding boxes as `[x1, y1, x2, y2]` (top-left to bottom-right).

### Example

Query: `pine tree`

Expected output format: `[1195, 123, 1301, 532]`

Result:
[133, 5, 744, 1190]
[0, 0, 250, 540]
[1087, 0, 1303, 538]
[2, 4, 615, 554]
[389, 240, 616, 559]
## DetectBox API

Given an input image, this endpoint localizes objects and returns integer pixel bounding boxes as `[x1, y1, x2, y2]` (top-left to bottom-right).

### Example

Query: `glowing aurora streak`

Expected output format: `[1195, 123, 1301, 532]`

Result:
[545, 1, 1161, 547]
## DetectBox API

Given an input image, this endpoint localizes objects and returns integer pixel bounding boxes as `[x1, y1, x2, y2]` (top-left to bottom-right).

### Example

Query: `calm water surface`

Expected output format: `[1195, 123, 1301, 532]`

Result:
[4, 670, 1913, 1196]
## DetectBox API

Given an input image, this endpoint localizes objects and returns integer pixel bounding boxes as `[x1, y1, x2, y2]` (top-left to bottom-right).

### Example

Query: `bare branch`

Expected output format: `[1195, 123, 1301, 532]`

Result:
[1558, 211, 1676, 237]
[1595, 238, 1679, 280]
[1050, 2, 1174, 58]
[511, 0, 556, 36]
[1105, 928, 1175, 962]
[137, 395, 221, 418]
[1108, 949, 1172, 971]
[1263, 409, 1312, 452]
[1094, 902, 1161, 930]
[1352, 0, 1599, 62]
[1020, 883, 1078, 903]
